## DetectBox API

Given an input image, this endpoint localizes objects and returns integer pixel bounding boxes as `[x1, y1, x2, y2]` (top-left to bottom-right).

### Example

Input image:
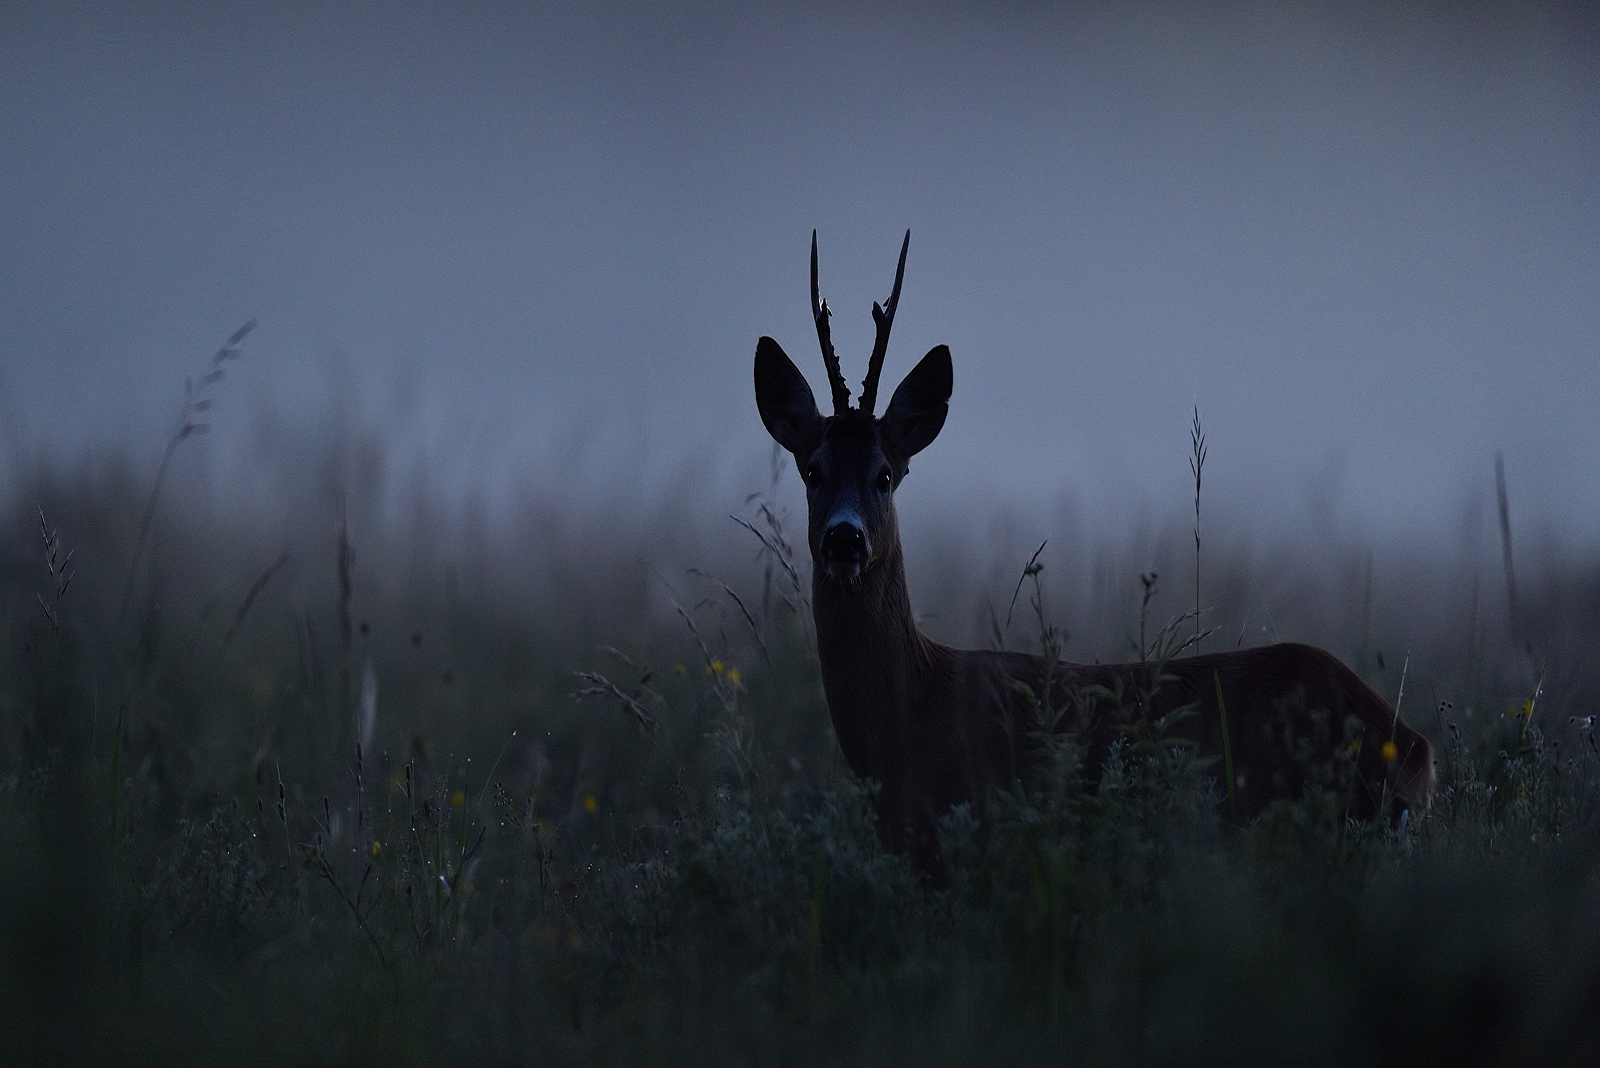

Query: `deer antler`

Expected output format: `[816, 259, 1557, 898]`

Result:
[859, 230, 910, 415]
[812, 230, 851, 415]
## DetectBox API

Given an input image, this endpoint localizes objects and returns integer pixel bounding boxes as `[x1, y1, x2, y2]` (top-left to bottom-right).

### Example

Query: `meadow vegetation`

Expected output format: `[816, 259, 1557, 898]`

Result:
[4, 361, 1600, 1065]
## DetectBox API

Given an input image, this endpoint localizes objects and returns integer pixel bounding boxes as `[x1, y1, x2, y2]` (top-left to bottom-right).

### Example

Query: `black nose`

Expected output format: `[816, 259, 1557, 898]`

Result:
[821, 522, 867, 564]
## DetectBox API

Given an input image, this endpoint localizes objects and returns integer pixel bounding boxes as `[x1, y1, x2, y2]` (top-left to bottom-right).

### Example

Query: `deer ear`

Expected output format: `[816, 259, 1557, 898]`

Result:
[754, 336, 823, 455]
[882, 345, 951, 460]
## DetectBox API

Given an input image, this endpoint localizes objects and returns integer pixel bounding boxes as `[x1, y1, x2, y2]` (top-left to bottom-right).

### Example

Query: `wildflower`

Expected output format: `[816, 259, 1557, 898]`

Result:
[726, 667, 741, 687]
[451, 789, 466, 808]
[1349, 738, 1362, 757]
[1381, 740, 1398, 764]
[583, 794, 598, 814]
[709, 659, 724, 677]
[371, 840, 382, 857]
[673, 663, 686, 677]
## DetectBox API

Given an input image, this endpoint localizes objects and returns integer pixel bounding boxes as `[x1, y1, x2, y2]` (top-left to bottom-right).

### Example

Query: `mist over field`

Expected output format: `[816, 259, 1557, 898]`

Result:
[3, 1, 1597, 559]
[1, 0, 1595, 749]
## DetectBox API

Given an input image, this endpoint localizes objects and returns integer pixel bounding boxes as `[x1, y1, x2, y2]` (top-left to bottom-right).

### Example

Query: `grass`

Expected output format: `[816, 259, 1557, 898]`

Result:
[3, 389, 1600, 1065]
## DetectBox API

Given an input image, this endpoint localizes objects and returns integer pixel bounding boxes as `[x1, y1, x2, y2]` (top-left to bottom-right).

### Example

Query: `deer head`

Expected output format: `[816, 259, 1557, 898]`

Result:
[754, 232, 953, 582]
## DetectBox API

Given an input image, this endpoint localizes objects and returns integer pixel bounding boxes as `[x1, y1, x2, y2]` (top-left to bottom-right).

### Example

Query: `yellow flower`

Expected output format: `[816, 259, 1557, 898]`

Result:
[1380, 740, 1398, 764]
[371, 840, 382, 856]
[726, 667, 741, 687]
[1349, 738, 1361, 757]
[709, 659, 724, 676]
[583, 794, 598, 814]
[673, 663, 686, 677]
[451, 789, 466, 808]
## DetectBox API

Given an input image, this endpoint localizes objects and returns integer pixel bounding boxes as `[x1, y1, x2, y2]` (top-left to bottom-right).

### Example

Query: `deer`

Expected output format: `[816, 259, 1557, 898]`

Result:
[753, 230, 1435, 880]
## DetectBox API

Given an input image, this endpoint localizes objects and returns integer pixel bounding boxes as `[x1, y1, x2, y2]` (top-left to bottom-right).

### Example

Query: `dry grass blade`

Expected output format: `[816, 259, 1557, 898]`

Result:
[688, 568, 770, 666]
[117, 320, 255, 636]
[574, 671, 659, 734]
[599, 645, 644, 672]
[598, 645, 665, 703]
[224, 319, 257, 349]
[35, 592, 59, 633]
[36, 507, 73, 633]
[1190, 406, 1207, 650]
[757, 502, 799, 560]
[650, 564, 717, 675]
[1151, 609, 1219, 661]
[223, 552, 291, 647]
[317, 854, 389, 968]
[732, 513, 801, 593]
[1005, 540, 1048, 632]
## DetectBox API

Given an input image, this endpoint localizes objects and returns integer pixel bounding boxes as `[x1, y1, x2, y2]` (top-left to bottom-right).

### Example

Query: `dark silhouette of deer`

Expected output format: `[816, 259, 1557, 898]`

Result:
[753, 230, 1435, 879]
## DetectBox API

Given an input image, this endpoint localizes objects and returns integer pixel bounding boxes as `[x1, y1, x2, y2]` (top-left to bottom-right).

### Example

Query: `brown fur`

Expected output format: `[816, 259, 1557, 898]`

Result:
[814, 535, 1434, 877]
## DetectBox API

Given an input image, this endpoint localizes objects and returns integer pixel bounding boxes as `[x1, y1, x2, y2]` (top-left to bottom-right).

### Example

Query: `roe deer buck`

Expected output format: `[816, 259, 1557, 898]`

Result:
[753, 230, 1435, 879]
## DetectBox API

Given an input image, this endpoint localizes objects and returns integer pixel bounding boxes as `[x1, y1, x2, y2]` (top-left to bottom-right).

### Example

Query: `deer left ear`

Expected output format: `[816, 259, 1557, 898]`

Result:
[881, 345, 951, 460]
[755, 336, 824, 456]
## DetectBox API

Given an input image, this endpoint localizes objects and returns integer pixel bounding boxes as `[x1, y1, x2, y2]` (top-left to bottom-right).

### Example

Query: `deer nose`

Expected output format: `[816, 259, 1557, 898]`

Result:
[821, 521, 868, 565]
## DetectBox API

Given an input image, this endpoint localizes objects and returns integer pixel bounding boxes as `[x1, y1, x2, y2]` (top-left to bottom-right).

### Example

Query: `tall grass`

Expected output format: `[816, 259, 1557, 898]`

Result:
[2, 389, 1599, 1064]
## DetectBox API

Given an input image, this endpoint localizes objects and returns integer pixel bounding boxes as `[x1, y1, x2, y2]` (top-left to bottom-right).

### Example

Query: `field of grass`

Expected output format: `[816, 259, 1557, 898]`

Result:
[4, 386, 1600, 1065]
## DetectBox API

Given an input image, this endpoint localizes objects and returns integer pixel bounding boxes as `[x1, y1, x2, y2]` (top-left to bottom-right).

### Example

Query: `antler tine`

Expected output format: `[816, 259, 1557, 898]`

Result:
[812, 230, 851, 415]
[860, 229, 910, 415]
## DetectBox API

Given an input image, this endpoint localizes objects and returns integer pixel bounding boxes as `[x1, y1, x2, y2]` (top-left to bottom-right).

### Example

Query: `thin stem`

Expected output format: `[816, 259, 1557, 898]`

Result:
[1189, 407, 1206, 652]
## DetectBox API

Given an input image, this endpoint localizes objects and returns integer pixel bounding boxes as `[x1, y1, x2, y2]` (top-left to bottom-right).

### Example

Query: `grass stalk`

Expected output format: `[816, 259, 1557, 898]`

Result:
[115, 321, 254, 637]
[1496, 450, 1521, 656]
[1189, 406, 1206, 651]
[337, 493, 354, 754]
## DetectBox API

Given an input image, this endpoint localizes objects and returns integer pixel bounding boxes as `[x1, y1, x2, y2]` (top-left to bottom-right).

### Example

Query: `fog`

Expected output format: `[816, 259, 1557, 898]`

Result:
[3, 2, 1597, 565]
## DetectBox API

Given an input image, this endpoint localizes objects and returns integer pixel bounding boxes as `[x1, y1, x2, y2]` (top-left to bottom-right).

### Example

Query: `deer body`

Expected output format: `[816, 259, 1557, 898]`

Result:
[756, 232, 1434, 878]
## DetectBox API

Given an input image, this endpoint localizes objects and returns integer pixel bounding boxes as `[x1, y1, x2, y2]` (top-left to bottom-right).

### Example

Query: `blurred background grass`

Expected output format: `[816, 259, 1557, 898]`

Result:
[3, 385, 1600, 1066]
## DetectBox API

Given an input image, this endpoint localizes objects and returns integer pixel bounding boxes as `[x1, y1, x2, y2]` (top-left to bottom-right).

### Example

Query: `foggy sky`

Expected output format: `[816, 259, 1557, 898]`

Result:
[3, 2, 1597, 552]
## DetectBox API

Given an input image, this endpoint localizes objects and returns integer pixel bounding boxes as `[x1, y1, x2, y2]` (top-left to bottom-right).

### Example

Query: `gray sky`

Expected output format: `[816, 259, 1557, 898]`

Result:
[3, 2, 1597, 551]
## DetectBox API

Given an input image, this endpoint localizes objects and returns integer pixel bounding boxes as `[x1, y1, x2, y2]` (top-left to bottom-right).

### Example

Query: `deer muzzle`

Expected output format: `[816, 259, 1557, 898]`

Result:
[819, 519, 870, 581]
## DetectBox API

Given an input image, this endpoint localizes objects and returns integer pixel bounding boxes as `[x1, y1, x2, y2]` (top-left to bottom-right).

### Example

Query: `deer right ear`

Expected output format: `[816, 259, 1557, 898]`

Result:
[754, 336, 823, 455]
[882, 345, 952, 460]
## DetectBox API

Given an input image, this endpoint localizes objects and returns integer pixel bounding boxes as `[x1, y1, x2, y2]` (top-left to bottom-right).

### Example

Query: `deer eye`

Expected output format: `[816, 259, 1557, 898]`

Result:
[804, 462, 822, 487]
[875, 467, 893, 493]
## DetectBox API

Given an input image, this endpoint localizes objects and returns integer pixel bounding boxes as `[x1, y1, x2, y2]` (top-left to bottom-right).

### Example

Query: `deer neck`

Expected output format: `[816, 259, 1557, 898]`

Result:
[810, 536, 930, 774]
